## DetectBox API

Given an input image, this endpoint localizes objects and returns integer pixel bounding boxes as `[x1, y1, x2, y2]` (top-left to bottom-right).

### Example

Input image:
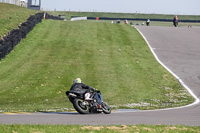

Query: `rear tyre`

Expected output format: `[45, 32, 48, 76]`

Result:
[101, 102, 111, 114]
[73, 99, 89, 114]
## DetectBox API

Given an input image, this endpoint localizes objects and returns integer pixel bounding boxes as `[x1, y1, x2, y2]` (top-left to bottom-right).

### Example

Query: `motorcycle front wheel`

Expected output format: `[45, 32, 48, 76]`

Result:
[101, 102, 111, 114]
[73, 99, 89, 114]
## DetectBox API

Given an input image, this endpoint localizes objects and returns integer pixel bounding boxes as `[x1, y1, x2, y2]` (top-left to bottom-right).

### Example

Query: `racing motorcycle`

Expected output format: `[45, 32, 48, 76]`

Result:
[174, 20, 178, 27]
[66, 89, 111, 114]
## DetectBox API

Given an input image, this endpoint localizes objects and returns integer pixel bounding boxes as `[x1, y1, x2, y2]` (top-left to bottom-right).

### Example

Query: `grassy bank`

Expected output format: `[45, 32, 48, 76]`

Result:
[0, 3, 37, 38]
[0, 124, 200, 133]
[0, 19, 193, 112]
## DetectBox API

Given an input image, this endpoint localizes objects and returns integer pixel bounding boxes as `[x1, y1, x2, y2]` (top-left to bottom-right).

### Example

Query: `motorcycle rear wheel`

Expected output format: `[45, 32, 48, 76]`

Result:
[73, 99, 89, 114]
[101, 102, 111, 114]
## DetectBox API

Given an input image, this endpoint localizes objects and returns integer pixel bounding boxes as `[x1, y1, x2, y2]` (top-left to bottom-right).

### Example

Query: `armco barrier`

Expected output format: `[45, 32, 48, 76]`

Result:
[0, 13, 64, 60]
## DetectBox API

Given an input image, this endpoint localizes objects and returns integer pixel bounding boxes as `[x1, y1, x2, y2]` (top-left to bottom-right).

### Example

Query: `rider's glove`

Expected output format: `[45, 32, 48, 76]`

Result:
[89, 88, 95, 92]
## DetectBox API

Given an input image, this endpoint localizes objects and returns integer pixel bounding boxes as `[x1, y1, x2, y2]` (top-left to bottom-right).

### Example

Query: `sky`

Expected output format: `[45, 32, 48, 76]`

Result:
[34, 0, 200, 15]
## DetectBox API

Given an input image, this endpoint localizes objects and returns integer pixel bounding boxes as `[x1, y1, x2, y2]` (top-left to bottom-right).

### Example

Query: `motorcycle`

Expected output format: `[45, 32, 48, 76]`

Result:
[174, 22, 178, 27]
[173, 20, 178, 27]
[66, 89, 111, 114]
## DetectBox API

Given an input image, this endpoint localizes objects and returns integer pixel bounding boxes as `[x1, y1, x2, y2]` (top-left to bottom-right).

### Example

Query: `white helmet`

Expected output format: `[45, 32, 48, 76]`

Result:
[73, 78, 82, 83]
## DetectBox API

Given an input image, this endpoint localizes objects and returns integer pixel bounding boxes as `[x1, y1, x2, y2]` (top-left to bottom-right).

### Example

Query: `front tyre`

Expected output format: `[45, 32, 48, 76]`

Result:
[101, 102, 111, 114]
[73, 99, 89, 114]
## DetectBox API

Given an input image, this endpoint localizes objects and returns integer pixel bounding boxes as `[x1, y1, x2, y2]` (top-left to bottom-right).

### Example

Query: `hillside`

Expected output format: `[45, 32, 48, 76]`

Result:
[0, 3, 38, 38]
[0, 20, 193, 112]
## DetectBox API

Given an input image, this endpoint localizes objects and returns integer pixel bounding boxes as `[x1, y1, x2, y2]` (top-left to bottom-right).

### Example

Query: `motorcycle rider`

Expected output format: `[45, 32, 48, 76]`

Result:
[146, 19, 150, 26]
[69, 78, 95, 100]
[173, 16, 178, 27]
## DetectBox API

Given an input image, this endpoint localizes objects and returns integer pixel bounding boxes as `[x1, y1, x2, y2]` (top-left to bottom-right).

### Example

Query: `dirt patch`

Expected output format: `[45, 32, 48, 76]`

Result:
[81, 126, 104, 130]
[142, 127, 152, 131]
[165, 127, 177, 130]
[82, 125, 128, 131]
[165, 126, 193, 131]
[179, 127, 197, 132]
[132, 126, 140, 132]
[107, 125, 128, 130]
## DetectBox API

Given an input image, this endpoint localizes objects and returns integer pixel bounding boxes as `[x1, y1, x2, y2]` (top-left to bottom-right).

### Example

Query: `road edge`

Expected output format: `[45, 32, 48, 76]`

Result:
[133, 26, 200, 111]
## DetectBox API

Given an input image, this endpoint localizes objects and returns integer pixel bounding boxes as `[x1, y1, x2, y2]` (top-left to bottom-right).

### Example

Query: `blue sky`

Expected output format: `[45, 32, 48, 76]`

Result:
[35, 0, 200, 15]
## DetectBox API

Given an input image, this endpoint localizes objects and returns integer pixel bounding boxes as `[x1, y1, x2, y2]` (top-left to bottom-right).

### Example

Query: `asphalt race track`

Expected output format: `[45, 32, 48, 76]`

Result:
[0, 26, 200, 126]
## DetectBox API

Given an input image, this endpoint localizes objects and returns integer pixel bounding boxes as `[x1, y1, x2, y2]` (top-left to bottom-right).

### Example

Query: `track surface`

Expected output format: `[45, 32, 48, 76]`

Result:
[1, 26, 200, 126]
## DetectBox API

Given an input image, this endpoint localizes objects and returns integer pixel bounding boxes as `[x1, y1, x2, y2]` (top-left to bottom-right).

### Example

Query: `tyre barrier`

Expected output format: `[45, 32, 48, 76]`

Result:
[0, 12, 64, 60]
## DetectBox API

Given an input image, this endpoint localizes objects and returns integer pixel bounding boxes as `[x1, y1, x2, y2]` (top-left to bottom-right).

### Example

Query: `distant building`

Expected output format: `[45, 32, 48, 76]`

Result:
[0, 0, 27, 7]
[20, 0, 27, 7]
[27, 0, 41, 10]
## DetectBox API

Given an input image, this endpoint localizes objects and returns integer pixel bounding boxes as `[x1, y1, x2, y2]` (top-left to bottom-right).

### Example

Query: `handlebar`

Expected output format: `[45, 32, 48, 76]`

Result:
[88, 88, 100, 93]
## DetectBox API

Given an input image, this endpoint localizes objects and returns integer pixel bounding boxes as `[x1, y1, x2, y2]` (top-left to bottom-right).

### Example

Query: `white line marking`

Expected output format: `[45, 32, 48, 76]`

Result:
[130, 26, 200, 112]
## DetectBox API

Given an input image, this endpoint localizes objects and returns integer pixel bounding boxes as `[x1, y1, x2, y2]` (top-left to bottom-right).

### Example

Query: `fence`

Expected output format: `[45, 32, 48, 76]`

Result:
[0, 0, 27, 7]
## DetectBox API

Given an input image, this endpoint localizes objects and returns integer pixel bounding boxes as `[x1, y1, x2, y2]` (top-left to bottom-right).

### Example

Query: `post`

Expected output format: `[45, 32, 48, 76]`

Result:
[43, 12, 46, 19]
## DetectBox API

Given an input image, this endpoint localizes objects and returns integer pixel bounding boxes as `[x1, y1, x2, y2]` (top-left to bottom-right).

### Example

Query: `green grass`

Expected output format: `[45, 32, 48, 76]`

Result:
[0, 124, 200, 133]
[0, 19, 194, 112]
[0, 3, 37, 38]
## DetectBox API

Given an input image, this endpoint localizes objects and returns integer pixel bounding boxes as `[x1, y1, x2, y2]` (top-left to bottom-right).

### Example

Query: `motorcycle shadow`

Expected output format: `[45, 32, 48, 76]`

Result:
[38, 111, 105, 115]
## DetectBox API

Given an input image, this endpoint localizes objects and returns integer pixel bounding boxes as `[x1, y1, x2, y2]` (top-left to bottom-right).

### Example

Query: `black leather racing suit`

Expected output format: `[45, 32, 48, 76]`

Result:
[69, 83, 95, 94]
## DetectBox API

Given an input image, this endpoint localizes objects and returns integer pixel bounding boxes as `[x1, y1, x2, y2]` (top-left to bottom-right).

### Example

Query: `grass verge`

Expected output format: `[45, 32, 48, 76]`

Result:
[0, 124, 200, 133]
